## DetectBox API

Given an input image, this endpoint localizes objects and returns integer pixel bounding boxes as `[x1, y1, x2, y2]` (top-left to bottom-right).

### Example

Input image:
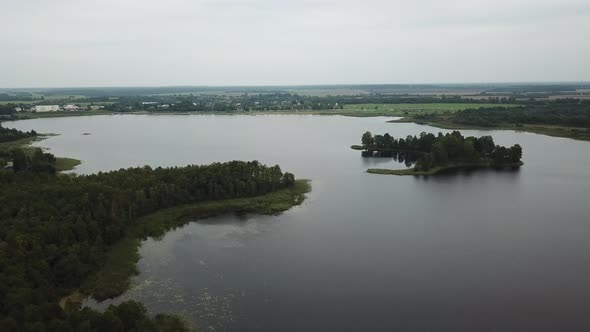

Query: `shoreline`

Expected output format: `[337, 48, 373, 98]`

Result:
[11, 109, 589, 142]
[62, 179, 311, 307]
[367, 161, 524, 176]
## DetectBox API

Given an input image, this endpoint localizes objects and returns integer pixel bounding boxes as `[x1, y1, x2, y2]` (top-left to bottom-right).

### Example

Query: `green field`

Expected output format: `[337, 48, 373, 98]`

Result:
[343, 103, 517, 114]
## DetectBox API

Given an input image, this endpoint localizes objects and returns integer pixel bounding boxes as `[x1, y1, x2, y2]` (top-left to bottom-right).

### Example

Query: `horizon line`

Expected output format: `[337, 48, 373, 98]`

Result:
[2, 81, 590, 90]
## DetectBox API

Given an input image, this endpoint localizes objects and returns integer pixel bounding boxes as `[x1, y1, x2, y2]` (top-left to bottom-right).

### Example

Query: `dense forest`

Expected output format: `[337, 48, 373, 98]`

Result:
[8, 148, 57, 173]
[0, 159, 296, 331]
[361, 131, 523, 171]
[0, 122, 37, 143]
[0, 123, 40, 169]
[414, 99, 590, 128]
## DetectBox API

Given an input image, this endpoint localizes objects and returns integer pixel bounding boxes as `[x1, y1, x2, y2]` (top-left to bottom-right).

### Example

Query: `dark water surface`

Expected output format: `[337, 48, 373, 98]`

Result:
[7, 114, 590, 331]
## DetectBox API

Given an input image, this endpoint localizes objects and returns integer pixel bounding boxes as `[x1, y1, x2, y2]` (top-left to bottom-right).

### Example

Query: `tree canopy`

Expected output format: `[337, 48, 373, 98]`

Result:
[360, 130, 523, 171]
[0, 160, 296, 331]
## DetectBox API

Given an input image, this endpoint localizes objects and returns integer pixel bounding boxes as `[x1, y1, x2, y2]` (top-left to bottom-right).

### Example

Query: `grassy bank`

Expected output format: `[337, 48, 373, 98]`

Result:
[367, 162, 523, 176]
[74, 179, 311, 303]
[56, 157, 81, 171]
[15, 110, 114, 119]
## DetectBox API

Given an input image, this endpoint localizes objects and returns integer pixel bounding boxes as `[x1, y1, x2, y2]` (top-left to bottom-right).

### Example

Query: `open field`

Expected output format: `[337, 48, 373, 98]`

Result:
[343, 103, 518, 114]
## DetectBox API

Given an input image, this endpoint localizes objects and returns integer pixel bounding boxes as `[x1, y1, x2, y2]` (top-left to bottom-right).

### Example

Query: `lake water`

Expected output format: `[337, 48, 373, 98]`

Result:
[6, 114, 590, 331]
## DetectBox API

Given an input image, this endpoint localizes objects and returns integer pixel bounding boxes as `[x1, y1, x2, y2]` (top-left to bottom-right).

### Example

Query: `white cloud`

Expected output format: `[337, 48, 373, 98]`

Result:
[0, 0, 589, 87]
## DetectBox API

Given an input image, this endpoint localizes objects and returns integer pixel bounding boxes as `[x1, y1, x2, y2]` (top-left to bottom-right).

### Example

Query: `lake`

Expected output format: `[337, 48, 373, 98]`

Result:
[6, 114, 590, 331]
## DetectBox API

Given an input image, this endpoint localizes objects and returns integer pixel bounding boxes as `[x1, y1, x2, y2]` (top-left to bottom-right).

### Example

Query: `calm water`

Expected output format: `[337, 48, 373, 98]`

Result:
[6, 114, 590, 331]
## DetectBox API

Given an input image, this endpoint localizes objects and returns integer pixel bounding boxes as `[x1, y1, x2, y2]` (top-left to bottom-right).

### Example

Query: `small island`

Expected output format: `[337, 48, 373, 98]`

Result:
[356, 130, 523, 176]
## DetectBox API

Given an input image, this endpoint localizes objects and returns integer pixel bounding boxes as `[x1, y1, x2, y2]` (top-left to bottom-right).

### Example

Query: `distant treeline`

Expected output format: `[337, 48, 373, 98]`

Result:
[0, 104, 19, 120]
[10, 83, 588, 97]
[0, 93, 36, 101]
[414, 99, 590, 128]
[361, 131, 522, 171]
[486, 84, 582, 93]
[0, 160, 296, 331]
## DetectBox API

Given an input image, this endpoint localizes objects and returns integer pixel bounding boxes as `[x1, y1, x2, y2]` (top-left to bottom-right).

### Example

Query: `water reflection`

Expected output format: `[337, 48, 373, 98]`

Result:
[6, 115, 590, 331]
[361, 150, 419, 168]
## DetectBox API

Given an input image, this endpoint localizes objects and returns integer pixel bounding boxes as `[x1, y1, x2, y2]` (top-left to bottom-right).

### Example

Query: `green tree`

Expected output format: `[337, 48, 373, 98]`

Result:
[11, 149, 28, 172]
[431, 142, 449, 165]
[509, 144, 523, 162]
[361, 131, 373, 146]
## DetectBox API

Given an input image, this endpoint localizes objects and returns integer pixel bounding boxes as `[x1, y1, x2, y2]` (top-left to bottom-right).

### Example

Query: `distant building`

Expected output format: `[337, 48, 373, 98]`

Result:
[34, 105, 60, 112]
[142, 102, 158, 105]
[90, 105, 105, 110]
[63, 104, 80, 111]
[14, 107, 23, 112]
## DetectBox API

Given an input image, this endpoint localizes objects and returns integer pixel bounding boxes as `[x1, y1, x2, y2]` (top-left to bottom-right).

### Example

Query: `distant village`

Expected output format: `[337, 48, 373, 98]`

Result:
[14, 104, 105, 113]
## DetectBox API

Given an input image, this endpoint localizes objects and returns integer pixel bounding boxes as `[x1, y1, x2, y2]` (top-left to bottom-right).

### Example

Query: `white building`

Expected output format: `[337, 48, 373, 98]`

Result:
[34, 105, 60, 112]
[63, 104, 80, 111]
[90, 105, 105, 110]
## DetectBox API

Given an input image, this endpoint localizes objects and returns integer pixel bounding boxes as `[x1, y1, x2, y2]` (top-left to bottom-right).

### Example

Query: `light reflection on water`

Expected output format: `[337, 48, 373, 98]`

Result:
[7, 114, 590, 331]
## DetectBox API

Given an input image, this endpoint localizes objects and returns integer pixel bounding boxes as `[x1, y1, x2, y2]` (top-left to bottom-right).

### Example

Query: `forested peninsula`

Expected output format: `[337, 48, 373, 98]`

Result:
[0, 159, 309, 331]
[0, 123, 80, 172]
[355, 131, 523, 175]
[0, 123, 37, 143]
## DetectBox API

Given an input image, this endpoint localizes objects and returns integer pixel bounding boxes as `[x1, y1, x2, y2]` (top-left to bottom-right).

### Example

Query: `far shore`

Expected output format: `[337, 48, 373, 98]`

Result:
[389, 117, 590, 142]
[9, 109, 590, 141]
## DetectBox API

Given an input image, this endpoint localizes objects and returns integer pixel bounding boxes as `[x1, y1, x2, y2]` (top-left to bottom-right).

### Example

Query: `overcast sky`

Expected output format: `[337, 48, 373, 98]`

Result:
[1, 0, 589, 87]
